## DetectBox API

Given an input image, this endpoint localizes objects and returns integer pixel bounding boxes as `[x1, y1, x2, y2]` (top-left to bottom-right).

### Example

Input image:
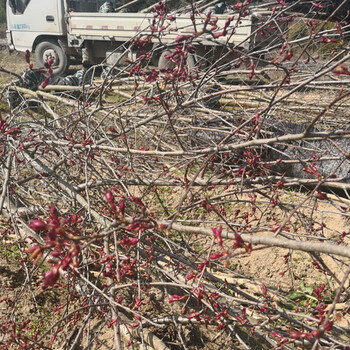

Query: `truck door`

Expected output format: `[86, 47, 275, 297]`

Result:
[7, 0, 66, 52]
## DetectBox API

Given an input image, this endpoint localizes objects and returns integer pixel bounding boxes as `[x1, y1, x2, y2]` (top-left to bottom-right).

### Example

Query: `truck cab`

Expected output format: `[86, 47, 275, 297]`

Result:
[6, 0, 70, 74]
[7, 0, 66, 51]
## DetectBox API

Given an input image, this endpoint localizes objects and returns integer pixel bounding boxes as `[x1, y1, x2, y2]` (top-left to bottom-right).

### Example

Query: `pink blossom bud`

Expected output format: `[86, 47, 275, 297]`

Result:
[287, 329, 302, 339]
[41, 78, 49, 89]
[324, 321, 333, 332]
[211, 227, 223, 247]
[25, 50, 30, 64]
[175, 34, 192, 43]
[29, 219, 47, 231]
[44, 57, 55, 68]
[119, 199, 125, 216]
[169, 294, 187, 303]
[332, 65, 350, 76]
[210, 252, 225, 260]
[42, 265, 60, 289]
[49, 204, 58, 220]
[105, 189, 114, 203]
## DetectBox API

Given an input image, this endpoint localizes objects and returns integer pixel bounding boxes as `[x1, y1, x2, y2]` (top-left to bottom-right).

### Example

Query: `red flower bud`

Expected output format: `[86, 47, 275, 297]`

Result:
[119, 199, 125, 216]
[261, 284, 267, 297]
[29, 219, 47, 231]
[315, 191, 328, 200]
[42, 265, 60, 289]
[25, 50, 30, 64]
[212, 226, 223, 247]
[287, 329, 302, 339]
[105, 189, 114, 204]
[169, 294, 187, 303]
[175, 34, 192, 43]
[332, 64, 350, 76]
[44, 57, 55, 68]
[324, 321, 333, 332]
[49, 204, 58, 220]
[272, 225, 281, 232]
[210, 251, 225, 260]
[41, 77, 49, 89]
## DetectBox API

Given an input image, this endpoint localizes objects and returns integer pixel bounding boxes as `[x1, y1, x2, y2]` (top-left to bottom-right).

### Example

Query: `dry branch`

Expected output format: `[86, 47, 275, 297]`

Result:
[159, 221, 350, 259]
[2, 3, 350, 348]
[9, 86, 77, 106]
[30, 129, 350, 156]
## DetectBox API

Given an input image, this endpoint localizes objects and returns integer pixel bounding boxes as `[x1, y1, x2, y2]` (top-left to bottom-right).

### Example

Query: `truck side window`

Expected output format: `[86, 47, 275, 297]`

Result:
[9, 0, 31, 15]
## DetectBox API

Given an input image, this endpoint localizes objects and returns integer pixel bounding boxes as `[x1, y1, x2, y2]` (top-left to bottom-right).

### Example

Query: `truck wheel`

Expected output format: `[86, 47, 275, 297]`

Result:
[158, 50, 195, 71]
[35, 39, 69, 76]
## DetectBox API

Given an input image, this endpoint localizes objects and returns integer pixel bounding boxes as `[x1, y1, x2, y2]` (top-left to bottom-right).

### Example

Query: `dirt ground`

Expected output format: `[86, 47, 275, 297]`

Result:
[0, 49, 27, 84]
[1, 190, 350, 349]
[1, 47, 350, 349]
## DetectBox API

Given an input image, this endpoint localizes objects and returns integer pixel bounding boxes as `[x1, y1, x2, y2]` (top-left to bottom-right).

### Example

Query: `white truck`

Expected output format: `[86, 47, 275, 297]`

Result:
[6, 0, 269, 75]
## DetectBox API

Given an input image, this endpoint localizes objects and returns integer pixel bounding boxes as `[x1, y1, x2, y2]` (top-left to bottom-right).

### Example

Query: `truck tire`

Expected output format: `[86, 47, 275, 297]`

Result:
[35, 39, 69, 76]
[158, 50, 195, 71]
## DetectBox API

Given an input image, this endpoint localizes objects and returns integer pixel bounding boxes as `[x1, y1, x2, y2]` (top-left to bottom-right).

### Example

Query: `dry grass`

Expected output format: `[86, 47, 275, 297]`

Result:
[0, 23, 6, 38]
[0, 50, 27, 85]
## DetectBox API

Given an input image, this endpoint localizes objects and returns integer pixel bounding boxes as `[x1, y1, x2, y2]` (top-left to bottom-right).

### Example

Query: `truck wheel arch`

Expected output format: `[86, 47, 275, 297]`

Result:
[34, 38, 70, 76]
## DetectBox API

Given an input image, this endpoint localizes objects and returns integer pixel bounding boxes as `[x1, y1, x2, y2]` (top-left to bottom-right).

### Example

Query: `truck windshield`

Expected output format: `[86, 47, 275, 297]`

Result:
[9, 0, 31, 14]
